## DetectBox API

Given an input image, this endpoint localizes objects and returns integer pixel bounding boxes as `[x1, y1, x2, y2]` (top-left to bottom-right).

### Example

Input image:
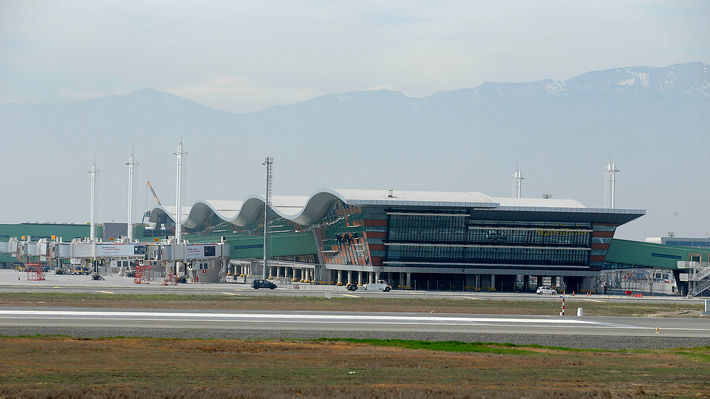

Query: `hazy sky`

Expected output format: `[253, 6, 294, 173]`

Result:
[1, 1, 708, 113]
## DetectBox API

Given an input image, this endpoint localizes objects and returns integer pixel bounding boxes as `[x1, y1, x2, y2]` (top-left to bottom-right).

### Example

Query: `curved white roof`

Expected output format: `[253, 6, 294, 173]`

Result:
[148, 188, 642, 230]
[495, 197, 586, 208]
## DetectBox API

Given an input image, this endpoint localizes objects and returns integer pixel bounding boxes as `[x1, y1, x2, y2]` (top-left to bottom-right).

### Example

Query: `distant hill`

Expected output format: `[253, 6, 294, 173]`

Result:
[1, 62, 708, 241]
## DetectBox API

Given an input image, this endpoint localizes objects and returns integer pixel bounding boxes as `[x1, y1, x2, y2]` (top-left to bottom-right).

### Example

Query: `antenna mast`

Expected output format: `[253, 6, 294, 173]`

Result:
[262, 156, 273, 279]
[126, 152, 138, 242]
[605, 161, 619, 209]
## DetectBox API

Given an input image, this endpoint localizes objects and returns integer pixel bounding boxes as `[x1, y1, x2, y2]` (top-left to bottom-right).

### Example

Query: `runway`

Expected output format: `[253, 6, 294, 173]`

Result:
[1, 270, 708, 349]
[1, 307, 708, 349]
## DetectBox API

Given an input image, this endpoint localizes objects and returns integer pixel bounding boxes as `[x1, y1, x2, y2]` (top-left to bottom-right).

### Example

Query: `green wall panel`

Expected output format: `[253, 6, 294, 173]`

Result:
[0, 224, 97, 264]
[606, 239, 708, 270]
[184, 231, 317, 260]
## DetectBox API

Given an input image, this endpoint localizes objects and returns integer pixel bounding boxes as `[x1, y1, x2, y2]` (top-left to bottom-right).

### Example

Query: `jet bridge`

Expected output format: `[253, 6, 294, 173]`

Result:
[149, 241, 230, 283]
[1, 237, 230, 283]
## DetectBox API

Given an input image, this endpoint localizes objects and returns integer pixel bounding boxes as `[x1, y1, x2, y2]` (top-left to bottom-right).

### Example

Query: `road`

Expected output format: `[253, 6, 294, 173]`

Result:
[0, 269, 701, 304]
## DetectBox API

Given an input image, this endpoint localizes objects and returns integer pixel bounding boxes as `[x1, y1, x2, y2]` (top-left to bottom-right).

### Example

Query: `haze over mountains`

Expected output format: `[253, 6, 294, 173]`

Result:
[1, 62, 708, 241]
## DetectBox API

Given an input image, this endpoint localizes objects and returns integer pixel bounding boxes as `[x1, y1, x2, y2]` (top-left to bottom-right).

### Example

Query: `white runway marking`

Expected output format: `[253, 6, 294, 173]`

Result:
[0, 309, 596, 326]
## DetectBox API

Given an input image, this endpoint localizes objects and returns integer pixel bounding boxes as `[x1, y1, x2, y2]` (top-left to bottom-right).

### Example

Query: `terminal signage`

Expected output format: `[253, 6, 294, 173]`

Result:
[72, 243, 148, 258]
[184, 244, 219, 259]
[96, 244, 146, 257]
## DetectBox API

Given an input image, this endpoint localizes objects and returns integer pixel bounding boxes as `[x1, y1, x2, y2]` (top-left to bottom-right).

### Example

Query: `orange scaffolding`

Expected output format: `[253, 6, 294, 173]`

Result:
[162, 261, 177, 286]
[162, 270, 178, 286]
[26, 263, 45, 281]
[134, 265, 151, 284]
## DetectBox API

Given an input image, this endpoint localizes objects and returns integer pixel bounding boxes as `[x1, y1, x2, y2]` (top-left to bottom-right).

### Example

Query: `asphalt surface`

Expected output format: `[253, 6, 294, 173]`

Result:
[1, 269, 708, 349]
[0, 269, 701, 303]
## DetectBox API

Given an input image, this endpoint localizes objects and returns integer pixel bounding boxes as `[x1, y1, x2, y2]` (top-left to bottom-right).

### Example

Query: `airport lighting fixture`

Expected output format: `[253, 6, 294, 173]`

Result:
[89, 161, 98, 243]
[262, 156, 273, 280]
[126, 152, 137, 242]
[512, 167, 524, 198]
[605, 161, 619, 209]
[174, 143, 187, 245]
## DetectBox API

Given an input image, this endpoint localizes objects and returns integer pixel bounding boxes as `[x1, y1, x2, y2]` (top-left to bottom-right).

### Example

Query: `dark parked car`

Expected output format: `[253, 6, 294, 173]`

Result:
[252, 279, 277, 289]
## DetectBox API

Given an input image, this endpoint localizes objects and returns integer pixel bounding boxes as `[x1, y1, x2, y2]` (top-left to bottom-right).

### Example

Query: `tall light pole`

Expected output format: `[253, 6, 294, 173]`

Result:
[89, 161, 99, 275]
[174, 142, 187, 244]
[262, 156, 273, 279]
[605, 161, 619, 209]
[126, 151, 137, 242]
[512, 167, 524, 198]
[89, 161, 98, 242]
[174, 143, 187, 279]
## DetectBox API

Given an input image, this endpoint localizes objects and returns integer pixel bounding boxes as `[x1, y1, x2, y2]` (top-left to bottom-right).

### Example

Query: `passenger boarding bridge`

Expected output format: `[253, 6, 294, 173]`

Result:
[0, 236, 229, 284]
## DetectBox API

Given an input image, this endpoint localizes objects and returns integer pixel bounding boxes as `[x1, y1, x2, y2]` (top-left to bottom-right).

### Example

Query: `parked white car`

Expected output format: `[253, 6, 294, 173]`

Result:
[536, 286, 557, 295]
[346, 280, 392, 292]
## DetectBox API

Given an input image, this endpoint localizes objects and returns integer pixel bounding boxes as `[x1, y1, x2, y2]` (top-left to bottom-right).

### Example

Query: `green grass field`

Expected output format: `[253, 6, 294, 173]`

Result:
[0, 336, 708, 398]
[1, 293, 707, 398]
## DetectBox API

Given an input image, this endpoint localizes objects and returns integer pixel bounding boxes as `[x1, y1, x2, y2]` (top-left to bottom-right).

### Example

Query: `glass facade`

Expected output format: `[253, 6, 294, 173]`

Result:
[384, 209, 592, 269]
[314, 201, 372, 266]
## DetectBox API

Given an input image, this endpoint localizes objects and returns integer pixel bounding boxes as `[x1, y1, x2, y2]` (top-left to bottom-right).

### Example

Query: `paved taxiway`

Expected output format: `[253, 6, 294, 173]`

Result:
[0, 270, 699, 304]
[1, 307, 708, 349]
[1, 270, 707, 349]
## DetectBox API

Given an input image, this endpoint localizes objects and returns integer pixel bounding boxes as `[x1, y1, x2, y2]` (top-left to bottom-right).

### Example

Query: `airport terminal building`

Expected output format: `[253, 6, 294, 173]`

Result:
[149, 189, 646, 292]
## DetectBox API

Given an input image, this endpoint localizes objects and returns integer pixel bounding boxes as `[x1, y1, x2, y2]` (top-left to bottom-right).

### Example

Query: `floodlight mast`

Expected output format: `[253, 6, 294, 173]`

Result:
[126, 152, 138, 242]
[89, 162, 98, 242]
[262, 156, 273, 280]
[174, 143, 187, 245]
[89, 161, 99, 274]
[512, 167, 524, 198]
[605, 161, 619, 209]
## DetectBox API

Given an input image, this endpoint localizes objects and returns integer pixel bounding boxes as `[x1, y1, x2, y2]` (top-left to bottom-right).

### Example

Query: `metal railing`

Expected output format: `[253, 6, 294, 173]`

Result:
[678, 261, 710, 297]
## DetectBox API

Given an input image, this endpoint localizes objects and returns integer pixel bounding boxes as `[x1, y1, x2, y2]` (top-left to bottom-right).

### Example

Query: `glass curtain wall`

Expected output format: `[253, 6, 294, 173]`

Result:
[315, 201, 372, 266]
[385, 210, 592, 268]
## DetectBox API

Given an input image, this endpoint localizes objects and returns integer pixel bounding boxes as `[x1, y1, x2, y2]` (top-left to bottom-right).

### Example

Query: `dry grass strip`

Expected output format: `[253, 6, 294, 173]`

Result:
[1, 337, 709, 398]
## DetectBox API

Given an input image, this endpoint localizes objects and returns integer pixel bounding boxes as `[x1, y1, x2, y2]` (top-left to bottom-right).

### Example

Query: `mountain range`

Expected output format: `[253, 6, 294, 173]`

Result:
[1, 62, 708, 241]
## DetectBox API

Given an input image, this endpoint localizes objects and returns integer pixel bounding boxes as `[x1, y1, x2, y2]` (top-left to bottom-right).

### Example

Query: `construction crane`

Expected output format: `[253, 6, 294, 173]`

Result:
[147, 181, 162, 206]
[141, 181, 163, 226]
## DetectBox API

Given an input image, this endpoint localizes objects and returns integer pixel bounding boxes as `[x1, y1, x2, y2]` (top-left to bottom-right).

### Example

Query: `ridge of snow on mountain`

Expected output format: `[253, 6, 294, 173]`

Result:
[443, 62, 710, 104]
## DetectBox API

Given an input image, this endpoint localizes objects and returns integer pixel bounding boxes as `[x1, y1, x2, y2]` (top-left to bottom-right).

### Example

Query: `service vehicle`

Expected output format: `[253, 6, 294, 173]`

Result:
[346, 280, 392, 292]
[536, 286, 557, 295]
[252, 279, 277, 289]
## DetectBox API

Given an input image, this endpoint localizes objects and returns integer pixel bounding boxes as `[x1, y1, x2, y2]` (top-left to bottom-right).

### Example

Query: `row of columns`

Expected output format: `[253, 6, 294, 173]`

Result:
[228, 263, 315, 282]
[226, 262, 567, 291]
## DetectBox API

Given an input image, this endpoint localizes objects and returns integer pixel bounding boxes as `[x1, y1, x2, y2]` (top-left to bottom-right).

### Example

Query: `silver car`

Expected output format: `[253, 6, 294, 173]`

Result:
[536, 286, 556, 295]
